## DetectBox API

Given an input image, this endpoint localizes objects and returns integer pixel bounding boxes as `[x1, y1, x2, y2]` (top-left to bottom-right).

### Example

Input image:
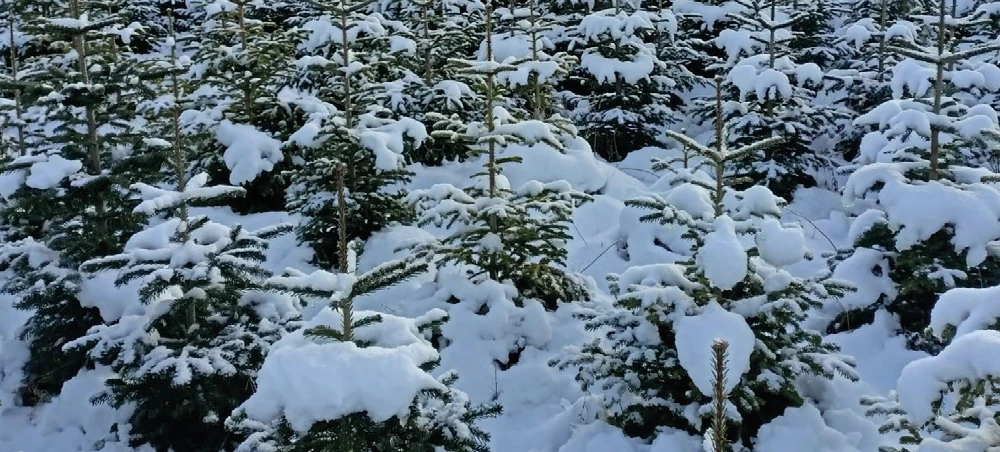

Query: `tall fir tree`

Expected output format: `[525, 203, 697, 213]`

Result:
[0, 0, 33, 158]
[552, 0, 677, 161]
[180, 0, 298, 213]
[697, 0, 847, 198]
[408, 0, 592, 310]
[386, 0, 486, 165]
[67, 15, 295, 450]
[0, 0, 145, 404]
[829, 0, 919, 162]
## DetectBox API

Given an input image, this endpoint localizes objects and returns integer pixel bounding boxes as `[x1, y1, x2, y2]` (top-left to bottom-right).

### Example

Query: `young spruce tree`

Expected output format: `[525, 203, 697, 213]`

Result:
[556, 78, 857, 447]
[552, 0, 676, 161]
[183, 0, 298, 212]
[828, 0, 1000, 353]
[227, 165, 499, 452]
[391, 0, 486, 165]
[408, 0, 592, 310]
[862, 283, 1000, 452]
[284, 0, 424, 267]
[699, 0, 846, 197]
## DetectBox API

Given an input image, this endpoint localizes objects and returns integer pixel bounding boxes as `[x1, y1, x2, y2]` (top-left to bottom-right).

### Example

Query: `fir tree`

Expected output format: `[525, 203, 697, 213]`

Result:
[227, 165, 499, 452]
[388, 0, 486, 165]
[699, 0, 846, 197]
[66, 15, 294, 450]
[552, 0, 676, 161]
[828, 0, 913, 162]
[408, 0, 592, 310]
[862, 285, 1000, 452]
[182, 0, 298, 213]
[0, 0, 145, 404]
[556, 80, 857, 447]
[283, 0, 424, 267]
[492, 0, 577, 120]
[828, 0, 1000, 353]
[0, 0, 32, 158]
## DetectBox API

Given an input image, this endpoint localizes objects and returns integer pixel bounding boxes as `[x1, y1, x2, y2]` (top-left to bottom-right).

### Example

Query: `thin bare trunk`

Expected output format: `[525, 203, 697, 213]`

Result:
[70, 0, 109, 245]
[335, 164, 353, 341]
[714, 77, 725, 216]
[877, 0, 888, 82]
[8, 10, 24, 155]
[529, 0, 543, 120]
[237, 0, 254, 122]
[422, 2, 433, 83]
[929, 0, 945, 181]
[340, 5, 356, 192]
[485, 1, 499, 280]
[168, 15, 189, 239]
[766, 0, 776, 117]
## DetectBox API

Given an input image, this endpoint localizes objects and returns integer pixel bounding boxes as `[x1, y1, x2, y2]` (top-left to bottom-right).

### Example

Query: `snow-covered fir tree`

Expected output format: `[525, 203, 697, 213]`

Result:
[384, 0, 486, 165]
[863, 284, 1000, 451]
[65, 18, 295, 450]
[828, 0, 913, 162]
[408, 0, 592, 311]
[0, 0, 34, 157]
[552, 0, 677, 161]
[8, 0, 1000, 449]
[698, 0, 846, 197]
[789, 0, 838, 66]
[282, 0, 425, 267]
[827, 0, 1000, 353]
[227, 165, 499, 452]
[492, 0, 577, 120]
[556, 80, 857, 447]
[0, 0, 146, 405]
[182, 0, 296, 212]
[396, 0, 595, 404]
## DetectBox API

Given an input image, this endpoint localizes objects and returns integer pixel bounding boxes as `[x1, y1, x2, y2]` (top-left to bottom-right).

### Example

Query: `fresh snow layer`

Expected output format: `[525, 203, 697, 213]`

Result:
[755, 218, 806, 267]
[25, 155, 82, 189]
[755, 405, 864, 452]
[0, 145, 931, 452]
[674, 302, 755, 395]
[930, 285, 1000, 339]
[239, 341, 444, 432]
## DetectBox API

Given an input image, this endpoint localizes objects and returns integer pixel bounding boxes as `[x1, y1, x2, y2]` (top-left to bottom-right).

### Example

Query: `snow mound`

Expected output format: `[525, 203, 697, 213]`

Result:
[675, 302, 755, 395]
[217, 120, 283, 185]
[930, 285, 1000, 340]
[239, 341, 443, 432]
[755, 218, 806, 267]
[697, 216, 748, 290]
[556, 420, 640, 452]
[26, 155, 82, 189]
[755, 404, 863, 452]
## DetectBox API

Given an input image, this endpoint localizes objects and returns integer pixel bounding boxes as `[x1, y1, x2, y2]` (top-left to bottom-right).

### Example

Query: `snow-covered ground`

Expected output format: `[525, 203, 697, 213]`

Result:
[0, 151, 924, 452]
